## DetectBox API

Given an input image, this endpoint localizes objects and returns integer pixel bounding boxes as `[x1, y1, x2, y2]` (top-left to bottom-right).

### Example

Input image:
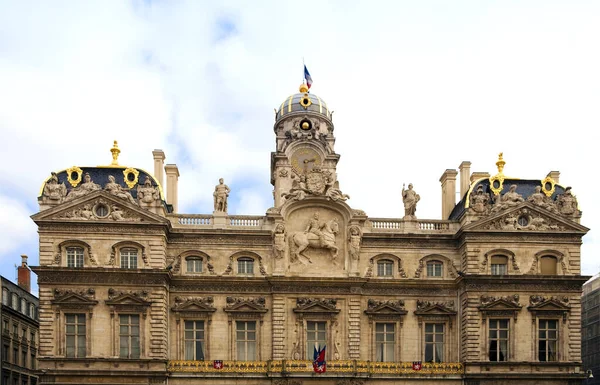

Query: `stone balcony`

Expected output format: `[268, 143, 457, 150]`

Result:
[167, 360, 464, 378]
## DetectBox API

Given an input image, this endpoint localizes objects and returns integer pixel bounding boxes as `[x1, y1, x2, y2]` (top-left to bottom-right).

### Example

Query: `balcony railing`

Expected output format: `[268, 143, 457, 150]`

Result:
[167, 360, 464, 376]
[370, 219, 457, 233]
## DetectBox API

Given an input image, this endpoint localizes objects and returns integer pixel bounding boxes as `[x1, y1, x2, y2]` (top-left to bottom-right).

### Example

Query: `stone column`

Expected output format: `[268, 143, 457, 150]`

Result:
[164, 164, 180, 213]
[440, 169, 458, 220]
[152, 149, 165, 187]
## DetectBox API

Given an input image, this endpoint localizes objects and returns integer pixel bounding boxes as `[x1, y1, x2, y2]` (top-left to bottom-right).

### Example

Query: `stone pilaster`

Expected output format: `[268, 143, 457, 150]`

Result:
[347, 298, 361, 359]
[148, 288, 168, 358]
[272, 296, 286, 360]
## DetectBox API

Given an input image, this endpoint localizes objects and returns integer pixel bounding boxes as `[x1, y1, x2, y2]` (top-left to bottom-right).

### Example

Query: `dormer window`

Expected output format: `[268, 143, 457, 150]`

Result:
[120, 248, 138, 269]
[186, 257, 203, 273]
[238, 257, 254, 275]
[67, 247, 84, 268]
[377, 260, 393, 277]
[427, 261, 443, 277]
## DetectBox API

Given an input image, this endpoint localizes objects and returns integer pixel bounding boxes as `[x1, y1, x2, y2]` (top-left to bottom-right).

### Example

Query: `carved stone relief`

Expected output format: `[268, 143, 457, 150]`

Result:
[108, 288, 148, 301]
[225, 296, 266, 310]
[104, 175, 137, 205]
[55, 198, 140, 222]
[64, 172, 101, 202]
[469, 185, 490, 214]
[482, 208, 566, 231]
[288, 212, 339, 266]
[480, 294, 521, 307]
[272, 224, 286, 259]
[529, 295, 569, 307]
[416, 300, 455, 312]
[54, 288, 96, 300]
[172, 296, 215, 310]
[555, 187, 581, 218]
[42, 172, 67, 204]
[137, 176, 160, 205]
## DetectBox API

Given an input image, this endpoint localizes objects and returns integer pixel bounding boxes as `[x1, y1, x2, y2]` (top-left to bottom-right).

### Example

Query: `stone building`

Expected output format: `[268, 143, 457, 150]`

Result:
[32, 84, 589, 385]
[583, 273, 600, 384]
[1, 256, 39, 385]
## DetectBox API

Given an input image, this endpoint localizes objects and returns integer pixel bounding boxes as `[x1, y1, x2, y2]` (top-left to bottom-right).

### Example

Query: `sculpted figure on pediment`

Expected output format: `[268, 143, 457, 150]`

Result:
[556, 186, 580, 217]
[288, 212, 339, 265]
[137, 176, 160, 204]
[105, 175, 137, 205]
[65, 173, 101, 201]
[42, 172, 67, 203]
[282, 175, 309, 202]
[469, 185, 490, 214]
[402, 183, 420, 219]
[325, 179, 350, 202]
[348, 226, 361, 261]
[527, 186, 558, 213]
[492, 184, 523, 213]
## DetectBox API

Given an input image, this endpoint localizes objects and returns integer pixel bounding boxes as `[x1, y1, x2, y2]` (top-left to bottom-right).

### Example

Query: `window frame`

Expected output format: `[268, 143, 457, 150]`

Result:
[58, 240, 94, 268]
[375, 322, 396, 362]
[490, 255, 508, 276]
[538, 318, 559, 362]
[186, 256, 203, 274]
[376, 259, 394, 278]
[237, 257, 255, 276]
[66, 246, 85, 268]
[488, 318, 510, 362]
[184, 319, 206, 360]
[424, 322, 445, 363]
[426, 261, 443, 278]
[65, 313, 87, 358]
[119, 314, 141, 359]
[236, 320, 257, 361]
[109, 241, 146, 269]
[120, 248, 139, 269]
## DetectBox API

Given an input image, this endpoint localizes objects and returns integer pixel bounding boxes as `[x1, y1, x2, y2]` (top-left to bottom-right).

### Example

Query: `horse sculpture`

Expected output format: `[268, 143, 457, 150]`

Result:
[288, 218, 339, 265]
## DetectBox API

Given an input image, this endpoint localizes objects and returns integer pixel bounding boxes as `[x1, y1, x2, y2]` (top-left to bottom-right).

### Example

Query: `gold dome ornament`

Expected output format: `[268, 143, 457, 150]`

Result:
[110, 140, 121, 166]
[301, 121, 310, 130]
[299, 83, 309, 93]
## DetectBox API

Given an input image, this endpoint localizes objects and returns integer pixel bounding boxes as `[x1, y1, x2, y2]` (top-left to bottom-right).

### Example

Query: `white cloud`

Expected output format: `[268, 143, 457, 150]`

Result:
[1, 0, 599, 276]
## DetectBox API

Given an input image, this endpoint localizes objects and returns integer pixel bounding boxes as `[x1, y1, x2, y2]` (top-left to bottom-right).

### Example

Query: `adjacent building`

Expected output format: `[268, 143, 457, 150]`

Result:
[31, 84, 589, 385]
[1, 256, 39, 385]
[583, 273, 600, 384]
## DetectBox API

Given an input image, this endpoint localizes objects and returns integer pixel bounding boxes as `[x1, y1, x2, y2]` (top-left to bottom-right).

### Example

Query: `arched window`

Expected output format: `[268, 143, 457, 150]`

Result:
[66, 247, 84, 268]
[540, 256, 557, 275]
[238, 257, 254, 275]
[427, 261, 443, 277]
[120, 248, 138, 269]
[186, 257, 203, 273]
[491, 256, 508, 276]
[377, 260, 394, 277]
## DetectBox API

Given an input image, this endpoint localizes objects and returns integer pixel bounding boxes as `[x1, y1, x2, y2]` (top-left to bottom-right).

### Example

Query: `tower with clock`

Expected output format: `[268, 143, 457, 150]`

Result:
[271, 83, 342, 207]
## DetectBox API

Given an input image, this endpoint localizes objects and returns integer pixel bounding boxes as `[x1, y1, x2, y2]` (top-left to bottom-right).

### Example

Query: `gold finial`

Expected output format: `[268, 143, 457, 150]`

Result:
[496, 152, 505, 174]
[299, 83, 309, 93]
[110, 140, 121, 166]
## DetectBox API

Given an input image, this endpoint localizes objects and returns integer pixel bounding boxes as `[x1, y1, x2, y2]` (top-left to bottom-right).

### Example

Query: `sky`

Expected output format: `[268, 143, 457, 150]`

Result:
[0, 0, 599, 291]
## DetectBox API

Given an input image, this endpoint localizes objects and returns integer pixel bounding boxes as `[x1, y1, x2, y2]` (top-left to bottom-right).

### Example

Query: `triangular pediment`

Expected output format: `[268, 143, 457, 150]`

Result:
[225, 302, 268, 314]
[52, 292, 98, 306]
[414, 304, 457, 316]
[365, 303, 408, 316]
[479, 299, 522, 311]
[463, 202, 588, 233]
[105, 293, 151, 307]
[172, 300, 216, 313]
[31, 190, 169, 225]
[528, 300, 571, 312]
[294, 302, 340, 314]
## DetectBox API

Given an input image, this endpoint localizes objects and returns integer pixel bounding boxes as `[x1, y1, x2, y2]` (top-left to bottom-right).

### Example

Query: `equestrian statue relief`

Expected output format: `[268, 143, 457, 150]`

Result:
[288, 212, 339, 265]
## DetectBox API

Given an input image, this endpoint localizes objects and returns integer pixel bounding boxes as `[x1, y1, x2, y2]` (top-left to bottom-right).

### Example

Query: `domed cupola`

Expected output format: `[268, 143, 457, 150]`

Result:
[275, 83, 332, 124]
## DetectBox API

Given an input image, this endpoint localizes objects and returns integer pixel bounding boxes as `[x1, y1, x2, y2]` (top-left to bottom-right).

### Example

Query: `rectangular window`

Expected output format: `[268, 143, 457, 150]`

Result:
[120, 314, 140, 358]
[66, 247, 84, 268]
[306, 321, 327, 360]
[31, 353, 36, 369]
[21, 350, 26, 368]
[3, 320, 8, 331]
[424, 323, 444, 363]
[1, 289, 8, 306]
[184, 320, 205, 360]
[186, 258, 202, 273]
[538, 319, 558, 362]
[11, 294, 18, 310]
[377, 261, 393, 277]
[120, 249, 138, 269]
[13, 348, 18, 365]
[426, 262, 443, 277]
[236, 321, 257, 361]
[237, 258, 254, 275]
[65, 314, 86, 358]
[2, 345, 8, 362]
[12, 324, 17, 335]
[375, 323, 395, 362]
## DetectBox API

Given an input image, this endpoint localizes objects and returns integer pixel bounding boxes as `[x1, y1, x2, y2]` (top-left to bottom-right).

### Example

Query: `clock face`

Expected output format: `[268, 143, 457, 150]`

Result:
[290, 148, 322, 175]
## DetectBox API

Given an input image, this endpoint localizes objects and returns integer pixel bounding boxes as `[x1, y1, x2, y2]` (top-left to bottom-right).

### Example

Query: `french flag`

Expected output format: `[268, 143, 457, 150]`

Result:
[313, 343, 326, 373]
[304, 65, 313, 90]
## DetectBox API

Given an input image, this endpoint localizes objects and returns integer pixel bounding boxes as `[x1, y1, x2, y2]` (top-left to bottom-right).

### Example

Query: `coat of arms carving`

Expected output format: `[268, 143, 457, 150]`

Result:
[306, 170, 327, 195]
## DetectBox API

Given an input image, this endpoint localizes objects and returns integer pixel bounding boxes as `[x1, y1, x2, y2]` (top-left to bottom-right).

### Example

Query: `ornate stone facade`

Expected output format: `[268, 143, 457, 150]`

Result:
[30, 85, 589, 385]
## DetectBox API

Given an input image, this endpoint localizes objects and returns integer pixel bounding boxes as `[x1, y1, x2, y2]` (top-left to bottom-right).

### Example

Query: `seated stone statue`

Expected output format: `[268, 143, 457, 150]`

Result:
[492, 184, 523, 213]
[105, 175, 137, 205]
[137, 176, 160, 204]
[43, 172, 67, 203]
[527, 186, 557, 213]
[65, 173, 101, 201]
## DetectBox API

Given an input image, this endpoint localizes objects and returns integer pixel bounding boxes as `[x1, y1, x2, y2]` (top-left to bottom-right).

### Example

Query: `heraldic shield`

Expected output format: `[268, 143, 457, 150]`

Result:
[306, 170, 327, 195]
